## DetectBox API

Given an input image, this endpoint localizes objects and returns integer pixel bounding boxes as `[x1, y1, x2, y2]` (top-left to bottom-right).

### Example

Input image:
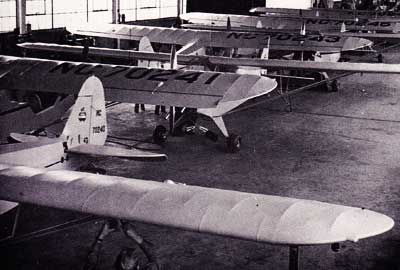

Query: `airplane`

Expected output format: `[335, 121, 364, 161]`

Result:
[0, 55, 278, 152]
[67, 23, 373, 58]
[19, 42, 400, 74]
[53, 22, 375, 91]
[180, 12, 400, 33]
[19, 39, 400, 109]
[0, 91, 75, 142]
[249, 6, 400, 20]
[0, 162, 394, 269]
[0, 54, 394, 270]
[0, 75, 167, 170]
[0, 75, 166, 218]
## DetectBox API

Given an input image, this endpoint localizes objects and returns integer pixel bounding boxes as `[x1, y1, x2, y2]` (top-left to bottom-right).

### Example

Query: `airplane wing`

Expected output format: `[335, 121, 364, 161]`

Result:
[180, 12, 400, 33]
[68, 23, 273, 50]
[0, 163, 394, 245]
[67, 24, 371, 53]
[0, 55, 276, 109]
[67, 144, 167, 161]
[17, 44, 400, 74]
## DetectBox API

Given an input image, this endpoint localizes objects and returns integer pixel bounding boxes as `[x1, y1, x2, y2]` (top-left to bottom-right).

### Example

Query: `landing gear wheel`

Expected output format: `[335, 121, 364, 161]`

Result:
[330, 80, 338, 92]
[378, 53, 383, 63]
[227, 134, 241, 153]
[153, 125, 168, 144]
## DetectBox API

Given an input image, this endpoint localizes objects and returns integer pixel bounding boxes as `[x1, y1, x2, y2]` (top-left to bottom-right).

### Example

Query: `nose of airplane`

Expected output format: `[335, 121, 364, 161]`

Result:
[342, 37, 373, 51]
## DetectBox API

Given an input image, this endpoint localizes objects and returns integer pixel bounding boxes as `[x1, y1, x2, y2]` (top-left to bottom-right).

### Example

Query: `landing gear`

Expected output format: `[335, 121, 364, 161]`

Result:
[226, 134, 241, 153]
[327, 79, 338, 92]
[377, 53, 383, 63]
[153, 125, 168, 144]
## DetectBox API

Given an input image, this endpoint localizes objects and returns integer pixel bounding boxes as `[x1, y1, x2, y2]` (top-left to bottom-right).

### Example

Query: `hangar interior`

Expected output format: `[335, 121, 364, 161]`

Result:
[0, 0, 399, 270]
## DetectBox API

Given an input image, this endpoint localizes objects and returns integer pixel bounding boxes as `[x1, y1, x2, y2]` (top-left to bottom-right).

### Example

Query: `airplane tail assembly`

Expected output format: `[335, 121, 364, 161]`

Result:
[61, 76, 107, 148]
[61, 76, 167, 161]
[138, 37, 160, 68]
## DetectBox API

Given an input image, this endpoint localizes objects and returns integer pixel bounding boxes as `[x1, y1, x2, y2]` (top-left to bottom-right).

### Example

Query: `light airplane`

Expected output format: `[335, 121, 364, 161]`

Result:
[67, 23, 372, 56]
[0, 55, 278, 152]
[249, 7, 400, 21]
[179, 23, 400, 61]
[20, 42, 400, 74]
[0, 58, 394, 270]
[0, 76, 166, 215]
[0, 166, 394, 269]
[0, 163, 395, 269]
[0, 92, 75, 142]
[180, 12, 400, 33]
[0, 76, 167, 170]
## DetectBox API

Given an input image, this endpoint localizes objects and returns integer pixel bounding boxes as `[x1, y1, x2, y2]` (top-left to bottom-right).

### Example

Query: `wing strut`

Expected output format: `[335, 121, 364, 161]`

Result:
[289, 246, 299, 270]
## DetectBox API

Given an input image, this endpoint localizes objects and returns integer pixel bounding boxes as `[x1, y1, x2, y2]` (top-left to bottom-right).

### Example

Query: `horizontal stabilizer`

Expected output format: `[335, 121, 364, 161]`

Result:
[67, 144, 167, 161]
[9, 133, 40, 143]
[0, 200, 18, 215]
[0, 164, 393, 245]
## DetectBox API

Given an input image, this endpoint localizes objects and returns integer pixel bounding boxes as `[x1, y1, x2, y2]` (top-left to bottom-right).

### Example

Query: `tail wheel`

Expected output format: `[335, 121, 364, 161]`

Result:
[227, 134, 241, 153]
[153, 125, 168, 144]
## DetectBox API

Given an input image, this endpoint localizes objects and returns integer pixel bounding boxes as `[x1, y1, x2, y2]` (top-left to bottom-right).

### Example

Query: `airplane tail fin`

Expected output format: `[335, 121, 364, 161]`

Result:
[300, 21, 306, 35]
[340, 22, 347, 33]
[138, 36, 159, 68]
[61, 76, 107, 148]
[227, 16, 231, 31]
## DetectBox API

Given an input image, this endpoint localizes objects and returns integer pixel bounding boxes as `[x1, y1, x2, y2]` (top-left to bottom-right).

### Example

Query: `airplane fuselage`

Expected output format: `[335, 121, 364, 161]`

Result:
[0, 138, 84, 170]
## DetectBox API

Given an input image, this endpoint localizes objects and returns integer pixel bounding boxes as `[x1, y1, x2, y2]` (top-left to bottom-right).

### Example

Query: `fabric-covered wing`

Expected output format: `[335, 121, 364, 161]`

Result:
[0, 164, 394, 245]
[0, 56, 270, 109]
[68, 24, 371, 53]
[203, 57, 400, 73]
[69, 23, 282, 50]
[17, 46, 400, 75]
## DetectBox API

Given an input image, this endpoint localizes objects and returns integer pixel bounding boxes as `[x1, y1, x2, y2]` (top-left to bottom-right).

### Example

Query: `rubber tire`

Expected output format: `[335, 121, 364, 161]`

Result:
[378, 54, 383, 63]
[329, 80, 338, 92]
[153, 125, 168, 144]
[227, 134, 241, 153]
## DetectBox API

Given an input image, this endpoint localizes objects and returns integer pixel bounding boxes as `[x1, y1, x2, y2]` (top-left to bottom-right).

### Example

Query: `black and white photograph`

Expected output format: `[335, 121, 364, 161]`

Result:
[0, 0, 399, 269]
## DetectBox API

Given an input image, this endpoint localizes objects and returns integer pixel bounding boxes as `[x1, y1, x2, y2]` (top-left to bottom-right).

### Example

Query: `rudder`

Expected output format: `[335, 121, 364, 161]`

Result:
[138, 36, 159, 68]
[61, 76, 107, 148]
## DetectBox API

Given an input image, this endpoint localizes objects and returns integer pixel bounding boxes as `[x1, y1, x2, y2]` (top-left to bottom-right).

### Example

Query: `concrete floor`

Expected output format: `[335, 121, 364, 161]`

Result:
[1, 54, 400, 269]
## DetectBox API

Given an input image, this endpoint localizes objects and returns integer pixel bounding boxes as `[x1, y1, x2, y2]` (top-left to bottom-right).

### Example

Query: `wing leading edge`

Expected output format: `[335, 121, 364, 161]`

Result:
[0, 164, 393, 245]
